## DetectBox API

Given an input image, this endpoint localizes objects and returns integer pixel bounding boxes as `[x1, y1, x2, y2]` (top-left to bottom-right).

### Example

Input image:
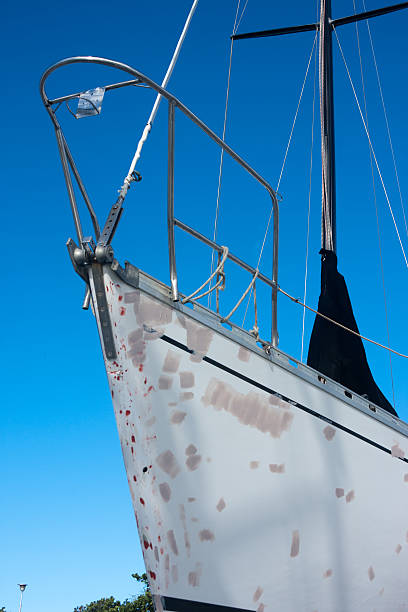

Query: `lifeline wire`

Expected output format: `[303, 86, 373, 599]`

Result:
[352, 0, 396, 409]
[334, 27, 408, 268]
[278, 285, 408, 359]
[119, 0, 200, 199]
[208, 0, 250, 308]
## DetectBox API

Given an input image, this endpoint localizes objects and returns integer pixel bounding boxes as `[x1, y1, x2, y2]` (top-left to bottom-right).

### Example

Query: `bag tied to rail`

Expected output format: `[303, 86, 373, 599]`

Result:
[307, 249, 397, 416]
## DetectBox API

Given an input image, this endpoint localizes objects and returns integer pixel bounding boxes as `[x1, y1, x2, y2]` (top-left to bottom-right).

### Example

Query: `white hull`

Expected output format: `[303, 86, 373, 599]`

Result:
[89, 263, 408, 612]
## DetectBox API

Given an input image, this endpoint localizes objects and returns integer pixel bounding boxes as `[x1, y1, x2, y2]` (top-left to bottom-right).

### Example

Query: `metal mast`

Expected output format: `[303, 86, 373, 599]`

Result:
[319, 0, 336, 253]
[232, 1, 408, 253]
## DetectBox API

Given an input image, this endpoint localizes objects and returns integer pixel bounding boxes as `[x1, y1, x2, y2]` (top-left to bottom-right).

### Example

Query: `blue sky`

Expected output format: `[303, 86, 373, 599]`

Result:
[3, 1, 408, 611]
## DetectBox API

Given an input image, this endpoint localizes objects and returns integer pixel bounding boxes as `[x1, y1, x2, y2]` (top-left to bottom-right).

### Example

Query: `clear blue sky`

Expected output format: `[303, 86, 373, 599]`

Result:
[3, 1, 408, 611]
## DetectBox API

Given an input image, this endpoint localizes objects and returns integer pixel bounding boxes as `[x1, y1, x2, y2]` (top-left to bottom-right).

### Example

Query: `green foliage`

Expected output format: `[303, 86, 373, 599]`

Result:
[73, 572, 154, 612]
[1, 607, 6, 612]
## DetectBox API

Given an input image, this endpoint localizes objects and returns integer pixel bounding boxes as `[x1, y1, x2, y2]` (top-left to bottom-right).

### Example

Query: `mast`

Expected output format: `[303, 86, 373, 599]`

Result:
[319, 0, 336, 254]
[232, 2, 408, 253]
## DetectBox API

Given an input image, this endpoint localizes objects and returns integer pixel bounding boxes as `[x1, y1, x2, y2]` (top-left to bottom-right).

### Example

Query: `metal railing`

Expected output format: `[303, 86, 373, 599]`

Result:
[40, 56, 280, 346]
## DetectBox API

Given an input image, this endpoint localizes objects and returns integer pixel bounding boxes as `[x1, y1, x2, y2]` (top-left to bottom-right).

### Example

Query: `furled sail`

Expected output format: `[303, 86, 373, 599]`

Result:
[307, 249, 397, 416]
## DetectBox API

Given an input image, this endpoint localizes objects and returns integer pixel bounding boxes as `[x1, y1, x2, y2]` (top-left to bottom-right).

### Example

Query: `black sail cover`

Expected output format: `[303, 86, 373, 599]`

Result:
[307, 249, 398, 417]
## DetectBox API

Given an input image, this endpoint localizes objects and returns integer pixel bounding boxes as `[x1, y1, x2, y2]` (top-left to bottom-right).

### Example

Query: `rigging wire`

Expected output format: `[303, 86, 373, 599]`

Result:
[118, 0, 200, 199]
[208, 0, 250, 308]
[276, 32, 318, 194]
[300, 35, 318, 363]
[333, 27, 408, 268]
[278, 285, 408, 360]
[241, 30, 318, 327]
[362, 0, 408, 240]
[235, 0, 250, 32]
[352, 0, 396, 409]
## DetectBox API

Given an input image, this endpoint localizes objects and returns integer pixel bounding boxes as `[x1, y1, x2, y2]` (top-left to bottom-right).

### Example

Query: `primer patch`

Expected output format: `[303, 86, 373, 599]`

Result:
[171, 410, 187, 424]
[323, 425, 336, 441]
[188, 564, 202, 587]
[124, 291, 139, 304]
[253, 587, 263, 602]
[159, 482, 171, 502]
[323, 569, 333, 579]
[269, 463, 285, 474]
[238, 346, 251, 362]
[250, 461, 259, 470]
[180, 504, 191, 556]
[179, 317, 213, 361]
[185, 444, 197, 456]
[186, 454, 202, 471]
[157, 450, 180, 479]
[163, 350, 181, 373]
[290, 530, 300, 558]
[335, 488, 344, 498]
[134, 292, 173, 327]
[158, 376, 173, 390]
[202, 378, 294, 438]
[391, 443, 405, 458]
[153, 594, 164, 612]
[368, 566, 375, 581]
[199, 529, 215, 542]
[167, 530, 179, 555]
[216, 498, 226, 512]
[346, 490, 355, 503]
[180, 371, 195, 388]
[128, 328, 146, 364]
[269, 395, 291, 409]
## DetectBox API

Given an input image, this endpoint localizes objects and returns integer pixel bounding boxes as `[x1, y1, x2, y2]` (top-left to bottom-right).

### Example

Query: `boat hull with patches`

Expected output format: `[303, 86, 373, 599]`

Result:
[40, 5, 408, 605]
[89, 262, 408, 612]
